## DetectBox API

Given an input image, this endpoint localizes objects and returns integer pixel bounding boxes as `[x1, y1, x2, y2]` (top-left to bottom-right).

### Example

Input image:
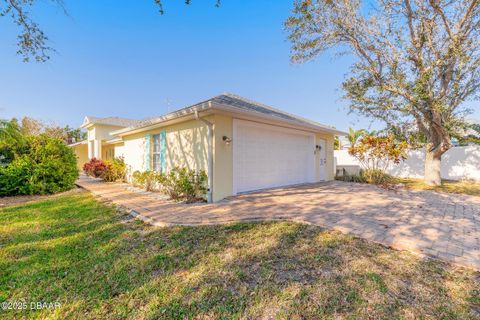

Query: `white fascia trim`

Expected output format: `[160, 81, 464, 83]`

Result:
[211, 103, 347, 136]
[104, 138, 123, 145]
[110, 102, 212, 137]
[68, 140, 88, 147]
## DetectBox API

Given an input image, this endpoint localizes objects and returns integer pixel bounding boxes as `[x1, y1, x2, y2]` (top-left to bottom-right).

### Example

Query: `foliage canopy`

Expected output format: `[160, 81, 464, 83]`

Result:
[286, 0, 480, 184]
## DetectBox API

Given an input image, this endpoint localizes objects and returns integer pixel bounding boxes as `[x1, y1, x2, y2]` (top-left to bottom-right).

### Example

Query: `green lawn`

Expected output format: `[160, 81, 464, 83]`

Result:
[1, 191, 479, 319]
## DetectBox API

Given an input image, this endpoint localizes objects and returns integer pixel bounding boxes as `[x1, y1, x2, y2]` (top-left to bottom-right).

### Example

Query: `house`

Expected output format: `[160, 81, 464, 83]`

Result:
[72, 93, 346, 202]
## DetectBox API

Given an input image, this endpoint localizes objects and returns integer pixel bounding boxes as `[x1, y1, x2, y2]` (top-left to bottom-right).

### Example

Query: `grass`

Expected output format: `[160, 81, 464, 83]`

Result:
[1, 191, 479, 319]
[336, 171, 480, 197]
[395, 178, 480, 197]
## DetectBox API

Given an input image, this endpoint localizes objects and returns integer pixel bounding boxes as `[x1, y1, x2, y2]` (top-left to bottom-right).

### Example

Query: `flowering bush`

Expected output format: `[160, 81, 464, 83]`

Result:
[83, 158, 107, 178]
[345, 132, 408, 186]
[102, 157, 126, 182]
[349, 134, 408, 172]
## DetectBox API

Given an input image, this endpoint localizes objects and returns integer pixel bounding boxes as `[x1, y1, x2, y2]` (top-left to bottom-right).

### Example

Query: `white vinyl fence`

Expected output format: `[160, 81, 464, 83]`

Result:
[334, 145, 480, 181]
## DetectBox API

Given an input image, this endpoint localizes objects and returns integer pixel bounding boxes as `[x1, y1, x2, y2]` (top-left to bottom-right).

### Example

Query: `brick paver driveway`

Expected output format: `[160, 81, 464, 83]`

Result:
[77, 176, 480, 270]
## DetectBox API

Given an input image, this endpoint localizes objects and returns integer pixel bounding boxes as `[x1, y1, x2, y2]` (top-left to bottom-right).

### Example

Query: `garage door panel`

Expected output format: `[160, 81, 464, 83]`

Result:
[233, 120, 315, 194]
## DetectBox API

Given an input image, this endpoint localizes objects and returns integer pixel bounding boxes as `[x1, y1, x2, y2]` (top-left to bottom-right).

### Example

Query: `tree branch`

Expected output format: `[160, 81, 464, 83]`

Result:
[428, 0, 454, 39]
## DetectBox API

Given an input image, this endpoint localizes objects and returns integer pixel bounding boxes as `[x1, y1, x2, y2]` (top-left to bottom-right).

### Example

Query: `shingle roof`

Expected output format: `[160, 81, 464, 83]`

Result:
[115, 93, 341, 134]
[82, 116, 141, 128]
[212, 93, 336, 131]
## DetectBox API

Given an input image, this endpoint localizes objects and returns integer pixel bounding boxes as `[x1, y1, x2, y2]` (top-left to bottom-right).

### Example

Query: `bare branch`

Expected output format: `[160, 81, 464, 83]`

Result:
[428, 0, 454, 39]
[457, 0, 479, 31]
[286, 0, 480, 166]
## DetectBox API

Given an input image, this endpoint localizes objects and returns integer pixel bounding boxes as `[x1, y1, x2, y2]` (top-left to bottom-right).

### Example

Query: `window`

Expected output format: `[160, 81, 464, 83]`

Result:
[152, 134, 161, 172]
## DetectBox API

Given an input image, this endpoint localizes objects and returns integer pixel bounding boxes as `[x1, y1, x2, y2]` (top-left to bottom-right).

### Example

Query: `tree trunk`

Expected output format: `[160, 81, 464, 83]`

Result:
[424, 149, 442, 185]
[422, 113, 451, 186]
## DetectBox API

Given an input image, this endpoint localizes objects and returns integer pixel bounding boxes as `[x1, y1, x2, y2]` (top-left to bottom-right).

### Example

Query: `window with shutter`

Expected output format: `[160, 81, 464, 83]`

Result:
[145, 134, 151, 171]
[152, 134, 161, 172]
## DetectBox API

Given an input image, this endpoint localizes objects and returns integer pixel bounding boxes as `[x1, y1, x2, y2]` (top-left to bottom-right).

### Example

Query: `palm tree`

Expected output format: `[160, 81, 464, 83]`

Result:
[347, 128, 366, 147]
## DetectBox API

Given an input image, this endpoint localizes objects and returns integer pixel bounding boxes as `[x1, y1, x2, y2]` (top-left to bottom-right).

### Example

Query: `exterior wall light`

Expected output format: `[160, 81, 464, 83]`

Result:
[223, 136, 232, 144]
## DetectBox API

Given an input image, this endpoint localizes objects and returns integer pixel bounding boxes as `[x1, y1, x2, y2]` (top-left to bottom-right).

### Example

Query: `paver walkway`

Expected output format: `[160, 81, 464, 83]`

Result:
[77, 176, 480, 271]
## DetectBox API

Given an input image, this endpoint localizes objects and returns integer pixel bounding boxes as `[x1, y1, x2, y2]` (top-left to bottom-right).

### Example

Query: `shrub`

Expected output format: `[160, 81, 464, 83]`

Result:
[0, 134, 78, 196]
[348, 134, 408, 172]
[0, 157, 32, 195]
[158, 167, 207, 203]
[335, 171, 366, 183]
[131, 167, 208, 202]
[132, 170, 158, 191]
[335, 169, 394, 187]
[102, 157, 126, 182]
[83, 158, 107, 178]
[344, 130, 408, 187]
[361, 169, 395, 186]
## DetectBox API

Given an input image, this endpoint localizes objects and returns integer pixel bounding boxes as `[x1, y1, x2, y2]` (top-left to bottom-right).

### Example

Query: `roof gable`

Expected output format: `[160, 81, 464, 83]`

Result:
[81, 116, 141, 128]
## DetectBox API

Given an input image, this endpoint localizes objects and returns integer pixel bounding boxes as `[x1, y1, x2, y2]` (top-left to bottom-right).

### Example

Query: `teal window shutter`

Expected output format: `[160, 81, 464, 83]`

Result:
[160, 130, 166, 173]
[145, 134, 151, 171]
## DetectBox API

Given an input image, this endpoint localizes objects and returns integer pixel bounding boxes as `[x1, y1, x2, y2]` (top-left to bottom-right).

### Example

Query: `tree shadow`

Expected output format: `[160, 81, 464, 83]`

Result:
[144, 221, 480, 319]
[3, 188, 479, 319]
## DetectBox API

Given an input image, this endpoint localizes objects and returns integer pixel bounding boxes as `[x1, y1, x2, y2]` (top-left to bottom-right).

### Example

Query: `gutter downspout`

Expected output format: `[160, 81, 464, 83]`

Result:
[194, 110, 213, 203]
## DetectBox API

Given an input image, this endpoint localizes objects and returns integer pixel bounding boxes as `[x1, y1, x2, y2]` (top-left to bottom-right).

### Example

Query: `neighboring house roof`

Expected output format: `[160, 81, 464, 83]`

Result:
[81, 116, 141, 128]
[68, 140, 87, 147]
[112, 93, 346, 136]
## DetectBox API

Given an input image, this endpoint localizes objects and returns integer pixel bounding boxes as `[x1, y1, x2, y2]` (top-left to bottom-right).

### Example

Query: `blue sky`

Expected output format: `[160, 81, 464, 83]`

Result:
[0, 0, 477, 131]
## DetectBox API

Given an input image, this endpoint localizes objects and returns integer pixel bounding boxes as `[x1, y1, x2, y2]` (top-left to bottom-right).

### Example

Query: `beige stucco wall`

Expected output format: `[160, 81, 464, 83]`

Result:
[165, 118, 210, 173]
[118, 115, 230, 201]
[72, 143, 88, 171]
[102, 144, 115, 161]
[114, 143, 125, 159]
[116, 114, 336, 202]
[212, 114, 234, 201]
[88, 125, 123, 141]
[119, 118, 211, 183]
[87, 124, 125, 159]
[117, 132, 147, 178]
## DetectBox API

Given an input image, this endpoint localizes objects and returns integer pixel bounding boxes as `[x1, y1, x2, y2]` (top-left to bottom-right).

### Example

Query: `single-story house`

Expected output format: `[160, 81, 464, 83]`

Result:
[72, 93, 346, 202]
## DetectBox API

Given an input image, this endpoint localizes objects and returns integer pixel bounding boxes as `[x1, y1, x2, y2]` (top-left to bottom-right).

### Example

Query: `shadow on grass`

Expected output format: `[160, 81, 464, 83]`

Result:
[0, 191, 479, 319]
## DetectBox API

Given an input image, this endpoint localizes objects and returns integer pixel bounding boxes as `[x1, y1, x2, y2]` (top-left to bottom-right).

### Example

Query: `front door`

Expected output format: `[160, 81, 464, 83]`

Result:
[318, 139, 326, 181]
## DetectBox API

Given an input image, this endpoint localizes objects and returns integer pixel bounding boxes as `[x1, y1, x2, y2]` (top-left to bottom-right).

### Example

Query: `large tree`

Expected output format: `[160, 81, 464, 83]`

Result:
[286, 0, 480, 185]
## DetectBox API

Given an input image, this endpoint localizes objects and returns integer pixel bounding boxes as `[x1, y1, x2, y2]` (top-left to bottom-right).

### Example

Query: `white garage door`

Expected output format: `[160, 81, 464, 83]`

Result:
[233, 119, 315, 194]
